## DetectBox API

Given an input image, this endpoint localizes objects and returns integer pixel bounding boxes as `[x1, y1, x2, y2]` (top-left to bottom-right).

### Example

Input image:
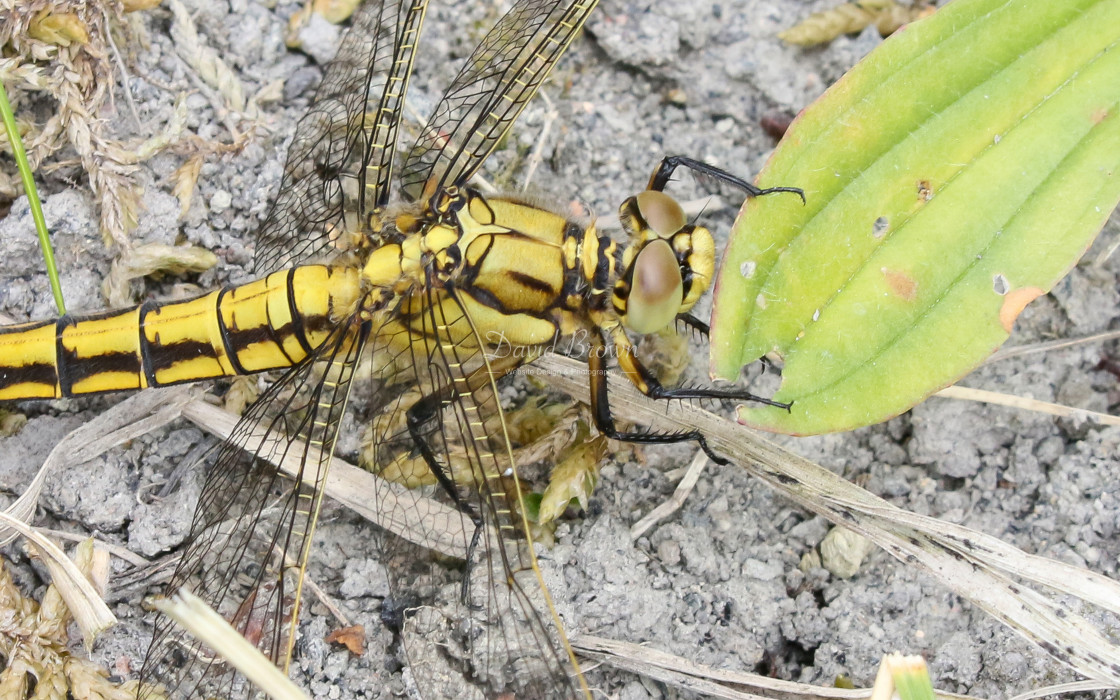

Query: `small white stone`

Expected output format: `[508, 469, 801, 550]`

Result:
[210, 190, 232, 212]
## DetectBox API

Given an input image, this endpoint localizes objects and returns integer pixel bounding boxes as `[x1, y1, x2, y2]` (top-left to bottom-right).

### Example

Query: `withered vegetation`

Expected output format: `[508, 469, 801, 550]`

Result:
[0, 540, 163, 699]
[0, 0, 157, 245]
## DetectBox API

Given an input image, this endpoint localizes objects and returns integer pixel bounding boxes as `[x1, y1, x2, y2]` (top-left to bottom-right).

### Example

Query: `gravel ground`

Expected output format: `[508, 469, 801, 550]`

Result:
[2, 0, 1119, 698]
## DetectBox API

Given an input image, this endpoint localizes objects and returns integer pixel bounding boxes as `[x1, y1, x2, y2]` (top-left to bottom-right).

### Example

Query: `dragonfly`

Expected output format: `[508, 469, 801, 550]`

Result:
[0, 0, 802, 696]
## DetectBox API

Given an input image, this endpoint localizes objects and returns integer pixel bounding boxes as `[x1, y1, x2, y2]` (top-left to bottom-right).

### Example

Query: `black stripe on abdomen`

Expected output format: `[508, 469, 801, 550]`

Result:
[0, 362, 59, 393]
[144, 339, 221, 382]
[57, 347, 143, 394]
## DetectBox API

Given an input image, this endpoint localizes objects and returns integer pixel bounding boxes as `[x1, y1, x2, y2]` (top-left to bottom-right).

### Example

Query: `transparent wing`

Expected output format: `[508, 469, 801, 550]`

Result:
[139, 318, 367, 699]
[254, 0, 428, 274]
[359, 276, 590, 699]
[399, 0, 598, 204]
[139, 288, 588, 698]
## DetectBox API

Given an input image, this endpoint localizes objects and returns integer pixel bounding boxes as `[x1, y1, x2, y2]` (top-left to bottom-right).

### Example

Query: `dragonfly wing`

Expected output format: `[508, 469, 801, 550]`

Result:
[139, 317, 368, 699]
[399, 0, 598, 204]
[360, 278, 589, 699]
[254, 0, 429, 274]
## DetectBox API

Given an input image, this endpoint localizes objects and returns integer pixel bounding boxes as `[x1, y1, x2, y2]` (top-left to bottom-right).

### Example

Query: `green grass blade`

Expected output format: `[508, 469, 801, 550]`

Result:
[711, 0, 1120, 435]
[0, 80, 67, 316]
[877, 654, 938, 700]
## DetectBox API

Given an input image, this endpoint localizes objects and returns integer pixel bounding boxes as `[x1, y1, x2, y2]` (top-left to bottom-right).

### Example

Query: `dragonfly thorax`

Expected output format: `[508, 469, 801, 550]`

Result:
[358, 185, 715, 361]
[361, 188, 582, 350]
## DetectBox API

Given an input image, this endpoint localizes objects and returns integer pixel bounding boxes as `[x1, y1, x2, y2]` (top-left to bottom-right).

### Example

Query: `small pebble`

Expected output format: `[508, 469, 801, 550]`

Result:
[210, 190, 232, 213]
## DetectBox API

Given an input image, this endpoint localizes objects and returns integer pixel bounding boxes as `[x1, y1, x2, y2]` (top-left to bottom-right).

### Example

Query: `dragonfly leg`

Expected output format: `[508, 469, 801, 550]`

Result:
[403, 353, 526, 603]
[675, 313, 709, 339]
[586, 326, 789, 465]
[406, 391, 481, 519]
[403, 387, 490, 606]
[673, 315, 779, 375]
[645, 154, 806, 203]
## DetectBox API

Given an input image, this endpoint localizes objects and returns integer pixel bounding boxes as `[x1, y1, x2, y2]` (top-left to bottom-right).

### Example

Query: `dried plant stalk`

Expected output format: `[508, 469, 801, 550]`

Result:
[780, 0, 936, 46]
[0, 0, 164, 246]
[0, 538, 160, 698]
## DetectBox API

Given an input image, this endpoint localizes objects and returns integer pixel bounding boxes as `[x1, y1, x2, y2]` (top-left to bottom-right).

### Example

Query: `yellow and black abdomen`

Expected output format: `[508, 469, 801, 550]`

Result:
[0, 265, 360, 400]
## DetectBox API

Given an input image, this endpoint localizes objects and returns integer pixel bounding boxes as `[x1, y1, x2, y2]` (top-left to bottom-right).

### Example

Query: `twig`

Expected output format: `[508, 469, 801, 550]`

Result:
[279, 549, 351, 627]
[535, 352, 1120, 685]
[154, 591, 308, 700]
[102, 6, 143, 130]
[39, 527, 150, 568]
[1093, 235, 1120, 267]
[522, 89, 556, 192]
[935, 385, 1120, 426]
[986, 329, 1120, 364]
[571, 634, 978, 700]
[180, 400, 472, 558]
[629, 450, 707, 540]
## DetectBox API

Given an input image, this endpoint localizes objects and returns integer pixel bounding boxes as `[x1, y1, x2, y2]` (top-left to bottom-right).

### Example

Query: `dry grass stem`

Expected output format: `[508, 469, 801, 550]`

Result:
[935, 385, 1120, 426]
[521, 89, 557, 192]
[1007, 680, 1120, 700]
[573, 635, 977, 700]
[166, 0, 246, 116]
[103, 241, 219, 306]
[779, 0, 935, 46]
[629, 450, 707, 540]
[38, 528, 150, 568]
[153, 591, 307, 700]
[180, 399, 473, 558]
[535, 352, 1120, 686]
[986, 329, 1120, 363]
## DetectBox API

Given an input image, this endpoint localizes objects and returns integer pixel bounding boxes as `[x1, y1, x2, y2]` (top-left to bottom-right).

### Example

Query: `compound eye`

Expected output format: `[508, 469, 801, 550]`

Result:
[636, 190, 686, 238]
[626, 239, 684, 334]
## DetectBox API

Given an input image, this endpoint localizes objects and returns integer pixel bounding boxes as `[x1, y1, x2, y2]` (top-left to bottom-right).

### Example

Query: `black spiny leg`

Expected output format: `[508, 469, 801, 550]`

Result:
[406, 388, 487, 604]
[404, 354, 525, 603]
[676, 313, 710, 340]
[610, 322, 790, 409]
[676, 313, 780, 372]
[404, 352, 526, 520]
[647, 155, 806, 203]
[586, 334, 731, 466]
[406, 390, 480, 521]
[587, 323, 792, 465]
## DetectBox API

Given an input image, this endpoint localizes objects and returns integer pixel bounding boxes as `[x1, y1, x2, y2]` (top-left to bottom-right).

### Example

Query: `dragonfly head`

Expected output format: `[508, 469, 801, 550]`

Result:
[615, 190, 715, 334]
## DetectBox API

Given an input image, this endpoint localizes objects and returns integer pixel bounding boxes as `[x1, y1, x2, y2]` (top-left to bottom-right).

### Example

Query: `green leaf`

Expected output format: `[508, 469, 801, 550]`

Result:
[884, 654, 938, 700]
[710, 0, 1120, 435]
